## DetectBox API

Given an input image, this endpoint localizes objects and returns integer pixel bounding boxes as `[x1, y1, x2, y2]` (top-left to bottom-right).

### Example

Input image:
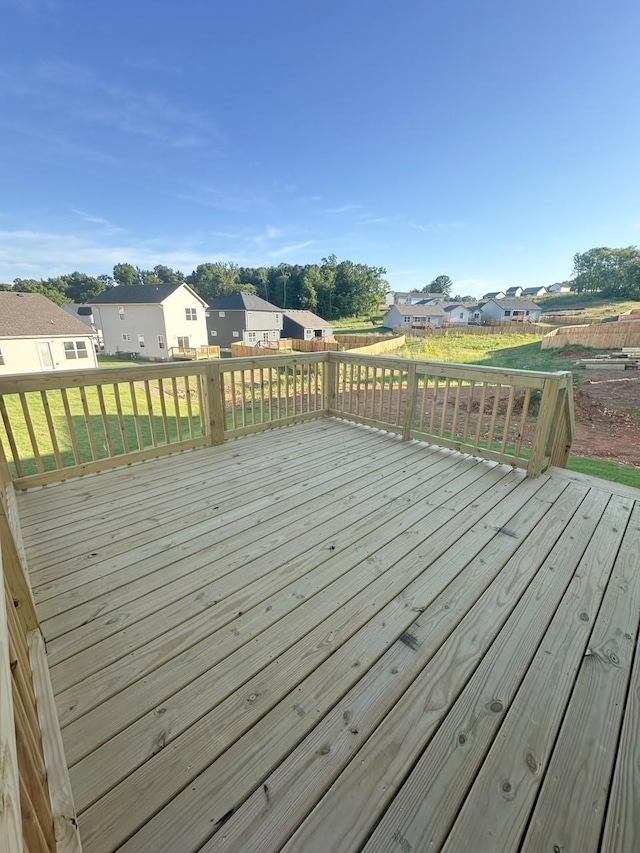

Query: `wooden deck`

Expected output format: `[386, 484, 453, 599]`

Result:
[15, 419, 640, 853]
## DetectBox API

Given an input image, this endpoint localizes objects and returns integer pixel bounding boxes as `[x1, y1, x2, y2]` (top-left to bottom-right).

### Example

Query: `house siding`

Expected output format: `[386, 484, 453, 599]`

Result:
[383, 306, 444, 329]
[161, 287, 208, 352]
[0, 335, 98, 375]
[282, 316, 334, 340]
[206, 309, 282, 348]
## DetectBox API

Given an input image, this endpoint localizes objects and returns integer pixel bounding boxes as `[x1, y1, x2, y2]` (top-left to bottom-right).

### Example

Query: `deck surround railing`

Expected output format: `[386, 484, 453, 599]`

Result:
[0, 352, 574, 490]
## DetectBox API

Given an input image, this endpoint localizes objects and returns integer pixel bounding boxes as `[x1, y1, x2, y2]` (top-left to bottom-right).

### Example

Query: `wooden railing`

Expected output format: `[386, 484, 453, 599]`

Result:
[169, 345, 220, 360]
[1, 442, 81, 852]
[0, 353, 574, 489]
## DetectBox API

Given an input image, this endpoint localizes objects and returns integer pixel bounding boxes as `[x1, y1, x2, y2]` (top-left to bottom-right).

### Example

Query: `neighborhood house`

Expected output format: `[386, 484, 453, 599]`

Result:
[480, 298, 543, 322]
[0, 291, 98, 374]
[282, 309, 335, 340]
[383, 303, 445, 329]
[90, 282, 208, 359]
[206, 292, 283, 348]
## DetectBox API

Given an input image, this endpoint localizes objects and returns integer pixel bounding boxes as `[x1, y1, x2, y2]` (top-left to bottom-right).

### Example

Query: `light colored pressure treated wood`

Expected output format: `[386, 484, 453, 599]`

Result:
[1, 563, 22, 853]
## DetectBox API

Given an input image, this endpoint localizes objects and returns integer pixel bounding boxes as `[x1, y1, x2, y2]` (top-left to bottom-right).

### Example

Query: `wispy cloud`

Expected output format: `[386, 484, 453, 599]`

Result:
[268, 240, 317, 258]
[408, 220, 465, 232]
[125, 58, 183, 74]
[176, 187, 269, 212]
[70, 208, 126, 235]
[324, 204, 364, 214]
[361, 216, 395, 224]
[0, 60, 221, 148]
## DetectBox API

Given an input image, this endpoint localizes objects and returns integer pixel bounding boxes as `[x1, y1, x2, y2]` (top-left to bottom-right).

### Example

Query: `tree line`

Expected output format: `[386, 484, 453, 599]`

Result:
[572, 247, 640, 298]
[0, 256, 389, 321]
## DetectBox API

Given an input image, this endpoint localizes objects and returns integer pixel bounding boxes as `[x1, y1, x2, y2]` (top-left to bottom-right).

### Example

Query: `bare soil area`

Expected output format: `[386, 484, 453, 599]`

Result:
[572, 374, 640, 465]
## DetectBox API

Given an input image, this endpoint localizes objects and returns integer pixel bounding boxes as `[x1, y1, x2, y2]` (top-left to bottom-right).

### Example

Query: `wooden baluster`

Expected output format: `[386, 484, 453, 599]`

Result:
[355, 363, 362, 416]
[451, 379, 462, 440]
[314, 361, 320, 411]
[387, 369, 394, 423]
[239, 370, 247, 428]
[157, 379, 171, 444]
[515, 387, 532, 458]
[439, 378, 451, 437]
[0, 396, 24, 478]
[259, 367, 265, 423]
[292, 364, 298, 416]
[143, 380, 158, 447]
[371, 367, 378, 419]
[268, 367, 274, 421]
[129, 381, 144, 449]
[59, 388, 81, 465]
[96, 385, 115, 456]
[418, 374, 428, 432]
[396, 369, 404, 424]
[79, 386, 99, 461]
[250, 368, 256, 426]
[113, 383, 130, 454]
[284, 365, 290, 419]
[183, 376, 194, 439]
[171, 377, 183, 443]
[429, 377, 439, 435]
[39, 390, 62, 470]
[474, 381, 488, 448]
[229, 371, 238, 430]
[19, 393, 44, 473]
[500, 385, 516, 453]
[462, 380, 476, 444]
[487, 383, 502, 450]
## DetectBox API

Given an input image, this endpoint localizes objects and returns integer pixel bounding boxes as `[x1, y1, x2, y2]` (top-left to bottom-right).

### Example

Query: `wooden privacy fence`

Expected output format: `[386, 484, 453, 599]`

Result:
[0, 352, 574, 489]
[397, 325, 546, 338]
[542, 321, 640, 349]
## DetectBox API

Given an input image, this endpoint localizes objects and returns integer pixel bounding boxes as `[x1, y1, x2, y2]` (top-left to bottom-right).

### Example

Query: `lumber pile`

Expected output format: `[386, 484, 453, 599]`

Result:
[575, 347, 640, 370]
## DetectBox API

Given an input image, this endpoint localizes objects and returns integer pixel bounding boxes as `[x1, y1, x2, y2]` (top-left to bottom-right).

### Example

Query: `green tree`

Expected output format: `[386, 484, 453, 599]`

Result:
[61, 271, 106, 302]
[186, 262, 241, 300]
[572, 247, 640, 297]
[425, 275, 453, 297]
[153, 265, 184, 285]
[113, 263, 140, 287]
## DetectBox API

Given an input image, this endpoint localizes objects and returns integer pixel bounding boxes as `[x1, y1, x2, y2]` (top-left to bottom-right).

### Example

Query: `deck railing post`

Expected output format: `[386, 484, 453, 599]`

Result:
[527, 374, 563, 476]
[325, 353, 337, 414]
[202, 362, 225, 445]
[403, 362, 417, 440]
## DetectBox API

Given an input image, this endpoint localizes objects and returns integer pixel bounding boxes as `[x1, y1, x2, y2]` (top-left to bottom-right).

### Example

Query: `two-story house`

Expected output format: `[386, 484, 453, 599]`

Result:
[206, 292, 283, 348]
[0, 292, 99, 374]
[90, 283, 208, 359]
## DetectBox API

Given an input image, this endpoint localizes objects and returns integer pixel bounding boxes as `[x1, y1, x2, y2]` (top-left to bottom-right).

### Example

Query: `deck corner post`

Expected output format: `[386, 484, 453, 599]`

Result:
[324, 352, 337, 415]
[203, 362, 225, 445]
[402, 362, 418, 440]
[527, 374, 562, 476]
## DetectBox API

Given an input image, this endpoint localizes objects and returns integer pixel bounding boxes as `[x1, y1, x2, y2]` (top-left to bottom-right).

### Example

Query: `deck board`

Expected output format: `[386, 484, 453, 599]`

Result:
[16, 418, 640, 853]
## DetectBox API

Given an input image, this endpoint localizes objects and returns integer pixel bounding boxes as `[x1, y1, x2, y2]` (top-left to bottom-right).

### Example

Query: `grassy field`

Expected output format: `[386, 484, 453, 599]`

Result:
[332, 314, 386, 334]
[536, 293, 639, 319]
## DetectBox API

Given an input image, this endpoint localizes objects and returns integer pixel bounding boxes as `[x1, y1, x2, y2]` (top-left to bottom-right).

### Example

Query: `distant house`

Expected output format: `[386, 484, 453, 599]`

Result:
[90, 282, 208, 359]
[547, 282, 572, 293]
[504, 286, 524, 298]
[392, 291, 446, 305]
[282, 310, 334, 340]
[468, 304, 484, 322]
[522, 286, 548, 297]
[482, 290, 506, 300]
[481, 298, 542, 322]
[62, 304, 103, 348]
[0, 292, 98, 374]
[383, 303, 445, 329]
[207, 292, 283, 348]
[443, 303, 473, 324]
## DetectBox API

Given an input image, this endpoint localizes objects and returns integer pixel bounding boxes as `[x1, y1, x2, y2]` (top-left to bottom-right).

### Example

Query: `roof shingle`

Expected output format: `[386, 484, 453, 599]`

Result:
[0, 292, 97, 338]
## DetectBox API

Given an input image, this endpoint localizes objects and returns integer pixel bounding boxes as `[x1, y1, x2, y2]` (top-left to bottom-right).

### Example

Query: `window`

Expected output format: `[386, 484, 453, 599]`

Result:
[64, 340, 89, 360]
[232, 331, 239, 337]
[210, 330, 217, 337]
[275, 314, 280, 323]
[122, 333, 132, 341]
[177, 336, 190, 348]
[504, 310, 511, 317]
[0, 347, 4, 365]
[262, 331, 270, 341]
[218, 311, 225, 317]
[118, 306, 125, 320]
[247, 331, 257, 343]
[403, 315, 411, 324]
[185, 307, 197, 321]
[138, 334, 145, 348]
[158, 335, 165, 349]
[459, 313, 464, 319]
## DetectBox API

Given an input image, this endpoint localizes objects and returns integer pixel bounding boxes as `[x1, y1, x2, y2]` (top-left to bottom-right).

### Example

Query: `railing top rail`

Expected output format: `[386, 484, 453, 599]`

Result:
[220, 352, 328, 370]
[0, 361, 210, 394]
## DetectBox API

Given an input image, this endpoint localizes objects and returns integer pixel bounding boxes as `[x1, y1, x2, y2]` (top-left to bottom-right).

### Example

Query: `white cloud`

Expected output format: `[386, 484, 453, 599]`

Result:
[408, 220, 465, 232]
[324, 204, 364, 214]
[268, 240, 317, 258]
[70, 209, 126, 234]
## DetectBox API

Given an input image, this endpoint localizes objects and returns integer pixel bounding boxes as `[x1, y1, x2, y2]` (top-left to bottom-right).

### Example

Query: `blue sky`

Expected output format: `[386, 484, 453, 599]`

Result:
[1, 0, 639, 297]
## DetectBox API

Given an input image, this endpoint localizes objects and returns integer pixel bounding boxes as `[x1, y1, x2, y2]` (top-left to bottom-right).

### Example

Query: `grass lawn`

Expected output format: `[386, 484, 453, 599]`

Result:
[332, 314, 387, 334]
[537, 293, 639, 319]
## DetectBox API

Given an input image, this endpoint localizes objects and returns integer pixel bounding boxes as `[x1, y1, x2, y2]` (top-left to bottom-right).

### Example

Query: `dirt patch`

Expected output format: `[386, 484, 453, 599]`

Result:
[571, 374, 640, 465]
[558, 345, 600, 360]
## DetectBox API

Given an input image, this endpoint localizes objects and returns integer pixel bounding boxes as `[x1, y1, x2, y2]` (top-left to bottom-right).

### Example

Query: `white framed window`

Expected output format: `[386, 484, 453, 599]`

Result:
[138, 334, 145, 348]
[247, 331, 257, 343]
[218, 311, 225, 317]
[158, 334, 165, 349]
[0, 347, 4, 365]
[118, 306, 125, 320]
[185, 307, 198, 321]
[122, 333, 132, 341]
[504, 310, 511, 316]
[459, 313, 464, 319]
[262, 331, 269, 341]
[64, 340, 89, 360]
[275, 314, 280, 323]
[210, 330, 217, 337]
[232, 331, 239, 338]
[177, 336, 190, 348]
[403, 315, 411, 324]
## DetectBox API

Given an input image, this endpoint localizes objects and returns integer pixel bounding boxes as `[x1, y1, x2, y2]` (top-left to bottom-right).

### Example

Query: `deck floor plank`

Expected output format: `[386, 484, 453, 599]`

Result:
[12, 418, 639, 853]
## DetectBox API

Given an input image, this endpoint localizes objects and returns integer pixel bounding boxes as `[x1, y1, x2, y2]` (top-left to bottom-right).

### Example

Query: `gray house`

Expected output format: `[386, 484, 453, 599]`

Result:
[482, 290, 506, 300]
[522, 286, 548, 297]
[383, 303, 445, 329]
[481, 298, 542, 322]
[443, 303, 473, 324]
[504, 286, 524, 297]
[206, 292, 283, 348]
[282, 310, 334, 340]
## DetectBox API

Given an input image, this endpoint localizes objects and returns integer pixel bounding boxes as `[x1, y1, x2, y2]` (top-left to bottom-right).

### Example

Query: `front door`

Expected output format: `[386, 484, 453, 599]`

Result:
[37, 341, 54, 370]
[177, 336, 190, 348]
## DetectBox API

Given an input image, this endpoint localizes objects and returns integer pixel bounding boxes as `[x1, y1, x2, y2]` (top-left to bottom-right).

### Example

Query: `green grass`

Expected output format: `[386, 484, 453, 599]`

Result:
[568, 456, 640, 488]
[537, 293, 639, 319]
[98, 355, 151, 368]
[332, 314, 386, 334]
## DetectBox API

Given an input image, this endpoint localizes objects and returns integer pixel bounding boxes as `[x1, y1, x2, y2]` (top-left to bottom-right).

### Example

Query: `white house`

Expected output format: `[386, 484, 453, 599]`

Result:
[90, 283, 208, 360]
[522, 286, 548, 297]
[482, 290, 506, 300]
[0, 292, 98, 375]
[62, 304, 103, 348]
[480, 298, 543, 322]
[392, 291, 446, 305]
[383, 304, 445, 329]
[443, 303, 473, 324]
[504, 286, 524, 298]
[547, 282, 572, 293]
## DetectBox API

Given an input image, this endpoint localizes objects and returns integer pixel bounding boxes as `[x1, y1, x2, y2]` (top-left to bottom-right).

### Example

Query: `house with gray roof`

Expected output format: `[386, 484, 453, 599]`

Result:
[482, 290, 506, 300]
[207, 292, 283, 348]
[0, 291, 99, 374]
[505, 286, 524, 297]
[91, 282, 208, 359]
[522, 286, 548, 297]
[282, 310, 334, 341]
[481, 298, 543, 322]
[383, 303, 445, 329]
[443, 303, 473, 324]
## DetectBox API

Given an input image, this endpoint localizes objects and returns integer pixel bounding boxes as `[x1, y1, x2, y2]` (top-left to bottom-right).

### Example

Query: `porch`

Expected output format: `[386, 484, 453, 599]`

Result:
[1, 353, 639, 852]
